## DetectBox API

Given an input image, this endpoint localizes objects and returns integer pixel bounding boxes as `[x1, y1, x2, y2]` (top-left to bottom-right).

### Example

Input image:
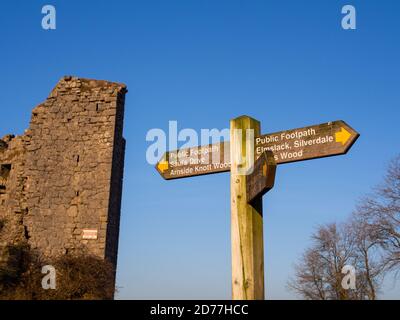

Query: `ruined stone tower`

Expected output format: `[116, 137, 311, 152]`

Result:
[0, 76, 127, 273]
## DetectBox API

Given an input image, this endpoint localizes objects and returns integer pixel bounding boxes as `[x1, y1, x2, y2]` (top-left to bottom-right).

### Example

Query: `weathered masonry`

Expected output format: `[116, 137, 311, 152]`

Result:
[0, 76, 127, 273]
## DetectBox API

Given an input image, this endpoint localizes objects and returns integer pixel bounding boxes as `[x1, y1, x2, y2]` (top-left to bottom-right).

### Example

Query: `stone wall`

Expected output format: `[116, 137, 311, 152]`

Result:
[0, 76, 127, 278]
[0, 135, 27, 249]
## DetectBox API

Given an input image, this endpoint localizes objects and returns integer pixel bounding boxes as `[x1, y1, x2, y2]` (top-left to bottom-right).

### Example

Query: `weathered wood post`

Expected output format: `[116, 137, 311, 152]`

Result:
[230, 115, 264, 300]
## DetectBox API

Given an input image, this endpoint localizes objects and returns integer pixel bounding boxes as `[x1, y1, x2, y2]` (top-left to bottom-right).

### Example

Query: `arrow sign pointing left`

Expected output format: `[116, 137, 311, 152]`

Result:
[155, 141, 231, 180]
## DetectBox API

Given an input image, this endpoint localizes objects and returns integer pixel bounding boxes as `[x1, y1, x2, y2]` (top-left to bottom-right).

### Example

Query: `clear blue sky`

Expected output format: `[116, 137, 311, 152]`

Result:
[1, 0, 399, 299]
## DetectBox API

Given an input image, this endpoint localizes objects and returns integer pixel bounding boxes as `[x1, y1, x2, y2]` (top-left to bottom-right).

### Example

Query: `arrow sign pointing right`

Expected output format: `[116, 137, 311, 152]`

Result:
[255, 120, 360, 164]
[335, 127, 352, 145]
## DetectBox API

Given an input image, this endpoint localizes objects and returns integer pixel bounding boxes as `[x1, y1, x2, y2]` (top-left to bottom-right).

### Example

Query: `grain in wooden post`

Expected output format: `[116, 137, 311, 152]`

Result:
[230, 116, 264, 300]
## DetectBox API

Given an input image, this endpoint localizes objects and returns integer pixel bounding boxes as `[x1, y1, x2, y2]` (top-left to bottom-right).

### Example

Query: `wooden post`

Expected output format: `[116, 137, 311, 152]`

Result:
[230, 115, 264, 300]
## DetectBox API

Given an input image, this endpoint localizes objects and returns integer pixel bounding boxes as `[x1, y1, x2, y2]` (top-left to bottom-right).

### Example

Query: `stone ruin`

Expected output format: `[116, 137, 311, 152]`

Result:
[0, 76, 127, 282]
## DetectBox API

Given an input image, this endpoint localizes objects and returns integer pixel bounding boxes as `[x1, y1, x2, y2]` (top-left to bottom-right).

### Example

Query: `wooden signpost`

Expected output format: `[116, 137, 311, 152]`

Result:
[155, 116, 359, 300]
[246, 151, 276, 204]
[156, 120, 359, 180]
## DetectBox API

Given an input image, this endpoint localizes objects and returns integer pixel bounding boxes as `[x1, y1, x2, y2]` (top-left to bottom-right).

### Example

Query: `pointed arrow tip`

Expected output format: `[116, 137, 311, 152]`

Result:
[156, 159, 169, 174]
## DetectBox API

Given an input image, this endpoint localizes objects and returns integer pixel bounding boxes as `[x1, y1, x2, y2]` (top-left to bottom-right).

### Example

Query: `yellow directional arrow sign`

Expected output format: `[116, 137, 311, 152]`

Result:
[335, 127, 352, 145]
[255, 120, 360, 165]
[155, 141, 231, 180]
[155, 120, 359, 179]
[157, 160, 169, 173]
